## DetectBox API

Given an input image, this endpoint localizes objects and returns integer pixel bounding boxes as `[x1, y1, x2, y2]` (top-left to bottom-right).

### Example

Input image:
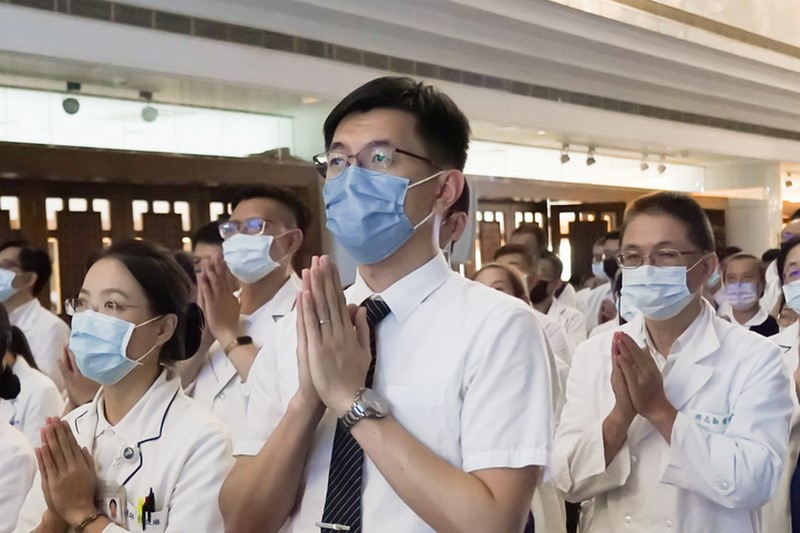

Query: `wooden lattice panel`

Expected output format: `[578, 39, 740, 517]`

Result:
[141, 213, 183, 250]
[56, 212, 103, 304]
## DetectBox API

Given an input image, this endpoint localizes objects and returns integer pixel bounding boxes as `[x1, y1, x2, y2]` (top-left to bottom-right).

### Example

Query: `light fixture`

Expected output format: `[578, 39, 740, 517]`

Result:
[139, 90, 158, 123]
[586, 146, 596, 166]
[560, 143, 570, 164]
[537, 130, 547, 135]
[639, 152, 649, 172]
[657, 155, 666, 174]
[62, 81, 81, 115]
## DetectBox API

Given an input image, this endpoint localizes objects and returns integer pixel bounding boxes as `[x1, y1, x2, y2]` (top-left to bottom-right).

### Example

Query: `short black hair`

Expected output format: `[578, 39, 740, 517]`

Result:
[605, 230, 621, 242]
[230, 185, 311, 234]
[473, 263, 528, 300]
[92, 239, 202, 363]
[511, 223, 547, 252]
[762, 248, 781, 264]
[323, 76, 471, 171]
[790, 208, 800, 221]
[777, 235, 800, 285]
[722, 246, 743, 259]
[494, 243, 536, 270]
[539, 251, 564, 279]
[172, 250, 197, 285]
[192, 221, 224, 249]
[445, 180, 470, 219]
[0, 239, 52, 296]
[621, 192, 714, 252]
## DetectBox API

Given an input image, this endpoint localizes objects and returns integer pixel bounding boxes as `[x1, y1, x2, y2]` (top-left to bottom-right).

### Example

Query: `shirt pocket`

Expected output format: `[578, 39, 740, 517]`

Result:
[690, 409, 733, 434]
[125, 504, 168, 532]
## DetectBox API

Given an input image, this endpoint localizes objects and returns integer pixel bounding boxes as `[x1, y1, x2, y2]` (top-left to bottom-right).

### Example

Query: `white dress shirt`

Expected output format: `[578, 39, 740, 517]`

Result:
[762, 322, 800, 533]
[717, 301, 774, 328]
[16, 370, 233, 533]
[556, 282, 579, 310]
[762, 260, 782, 315]
[237, 254, 552, 532]
[546, 298, 587, 355]
[9, 298, 70, 391]
[0, 420, 35, 533]
[0, 357, 63, 447]
[189, 275, 298, 444]
[553, 301, 792, 533]
[578, 282, 613, 334]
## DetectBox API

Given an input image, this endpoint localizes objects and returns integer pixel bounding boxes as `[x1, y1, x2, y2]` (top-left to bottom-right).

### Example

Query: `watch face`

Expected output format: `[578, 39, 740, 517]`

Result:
[360, 388, 390, 417]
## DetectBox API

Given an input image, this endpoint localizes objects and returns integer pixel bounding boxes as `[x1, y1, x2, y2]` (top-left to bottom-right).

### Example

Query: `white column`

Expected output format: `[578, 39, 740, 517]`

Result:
[706, 162, 782, 254]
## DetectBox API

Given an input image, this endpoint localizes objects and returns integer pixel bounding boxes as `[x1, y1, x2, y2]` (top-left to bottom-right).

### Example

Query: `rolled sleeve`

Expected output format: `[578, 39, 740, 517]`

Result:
[460, 306, 552, 472]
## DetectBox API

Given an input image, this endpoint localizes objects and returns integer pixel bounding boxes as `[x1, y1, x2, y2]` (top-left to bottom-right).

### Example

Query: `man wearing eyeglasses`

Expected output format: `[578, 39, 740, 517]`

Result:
[186, 185, 309, 444]
[221, 77, 552, 533]
[552, 191, 792, 533]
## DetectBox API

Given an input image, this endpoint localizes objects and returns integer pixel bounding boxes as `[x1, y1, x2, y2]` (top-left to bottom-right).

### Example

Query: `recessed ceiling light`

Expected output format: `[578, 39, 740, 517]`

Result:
[537, 130, 546, 135]
[497, 124, 519, 132]
[301, 96, 320, 105]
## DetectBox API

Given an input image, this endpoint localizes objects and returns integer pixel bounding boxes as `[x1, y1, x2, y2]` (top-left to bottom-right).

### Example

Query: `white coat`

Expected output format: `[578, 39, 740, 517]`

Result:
[15, 370, 233, 533]
[577, 282, 613, 334]
[0, 357, 64, 447]
[188, 276, 298, 444]
[546, 298, 587, 356]
[553, 302, 793, 533]
[762, 322, 800, 532]
[0, 421, 35, 533]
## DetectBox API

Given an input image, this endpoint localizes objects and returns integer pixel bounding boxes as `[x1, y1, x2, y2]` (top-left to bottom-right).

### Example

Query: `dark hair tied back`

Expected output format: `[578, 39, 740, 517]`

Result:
[180, 303, 205, 361]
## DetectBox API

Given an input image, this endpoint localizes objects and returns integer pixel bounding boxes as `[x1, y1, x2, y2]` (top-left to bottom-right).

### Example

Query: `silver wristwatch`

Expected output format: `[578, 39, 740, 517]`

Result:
[340, 388, 390, 430]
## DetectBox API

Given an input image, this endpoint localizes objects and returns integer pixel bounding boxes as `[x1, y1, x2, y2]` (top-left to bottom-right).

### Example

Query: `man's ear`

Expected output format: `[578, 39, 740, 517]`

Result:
[449, 212, 469, 244]
[16, 272, 36, 292]
[433, 170, 465, 215]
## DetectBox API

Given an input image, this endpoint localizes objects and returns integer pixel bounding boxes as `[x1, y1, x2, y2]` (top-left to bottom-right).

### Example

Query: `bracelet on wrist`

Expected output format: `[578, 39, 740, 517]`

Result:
[75, 511, 101, 532]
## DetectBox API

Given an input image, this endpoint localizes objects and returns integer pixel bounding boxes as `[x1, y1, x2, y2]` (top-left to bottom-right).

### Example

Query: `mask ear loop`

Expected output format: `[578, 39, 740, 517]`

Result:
[267, 229, 302, 265]
[128, 314, 165, 365]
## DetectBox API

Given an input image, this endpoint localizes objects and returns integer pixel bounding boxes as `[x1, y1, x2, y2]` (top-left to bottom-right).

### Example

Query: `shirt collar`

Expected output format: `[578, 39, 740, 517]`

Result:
[91, 369, 179, 444]
[639, 299, 717, 359]
[347, 254, 452, 323]
[719, 302, 769, 327]
[241, 274, 301, 324]
[8, 298, 39, 323]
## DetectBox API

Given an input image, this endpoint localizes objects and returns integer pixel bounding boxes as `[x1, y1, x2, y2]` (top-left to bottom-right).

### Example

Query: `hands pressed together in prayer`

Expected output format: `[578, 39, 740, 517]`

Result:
[36, 417, 107, 531]
[610, 331, 677, 440]
[295, 255, 373, 418]
[197, 253, 241, 351]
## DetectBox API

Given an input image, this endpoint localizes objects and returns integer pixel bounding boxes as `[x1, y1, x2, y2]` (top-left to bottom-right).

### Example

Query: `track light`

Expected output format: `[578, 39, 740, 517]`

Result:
[560, 144, 570, 164]
[139, 90, 158, 123]
[62, 81, 81, 115]
[657, 156, 667, 174]
[640, 153, 649, 172]
[586, 147, 596, 166]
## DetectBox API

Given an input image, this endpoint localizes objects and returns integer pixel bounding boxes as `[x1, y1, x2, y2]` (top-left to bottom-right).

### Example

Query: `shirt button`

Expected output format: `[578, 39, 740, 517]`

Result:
[624, 515, 632, 525]
[666, 519, 674, 528]
[719, 481, 729, 490]
[218, 393, 225, 400]
[631, 455, 638, 463]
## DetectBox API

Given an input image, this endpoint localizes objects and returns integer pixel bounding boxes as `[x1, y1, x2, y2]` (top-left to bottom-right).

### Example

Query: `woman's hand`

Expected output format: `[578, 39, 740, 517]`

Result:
[58, 347, 100, 411]
[37, 417, 99, 527]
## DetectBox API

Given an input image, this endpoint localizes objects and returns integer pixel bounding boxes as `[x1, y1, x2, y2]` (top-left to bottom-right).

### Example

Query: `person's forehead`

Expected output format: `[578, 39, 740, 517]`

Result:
[193, 242, 221, 259]
[476, 267, 507, 283]
[496, 253, 526, 265]
[0, 246, 20, 262]
[231, 198, 291, 225]
[621, 213, 692, 248]
[785, 245, 800, 268]
[331, 109, 422, 153]
[726, 258, 759, 275]
[83, 258, 144, 298]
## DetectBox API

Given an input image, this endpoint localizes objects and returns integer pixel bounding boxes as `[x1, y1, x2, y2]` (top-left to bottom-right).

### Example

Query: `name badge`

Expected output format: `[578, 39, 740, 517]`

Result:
[97, 481, 128, 527]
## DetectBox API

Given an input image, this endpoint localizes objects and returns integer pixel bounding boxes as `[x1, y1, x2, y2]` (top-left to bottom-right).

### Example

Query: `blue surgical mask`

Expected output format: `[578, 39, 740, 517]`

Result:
[783, 280, 800, 314]
[591, 261, 608, 281]
[617, 295, 639, 322]
[69, 310, 162, 386]
[0, 268, 18, 303]
[323, 166, 442, 265]
[223, 234, 280, 284]
[724, 282, 759, 311]
[706, 268, 721, 288]
[621, 263, 701, 321]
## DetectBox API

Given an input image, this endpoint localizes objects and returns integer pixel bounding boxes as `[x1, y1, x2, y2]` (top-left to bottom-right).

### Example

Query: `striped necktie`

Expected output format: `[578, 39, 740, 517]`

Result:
[319, 297, 391, 533]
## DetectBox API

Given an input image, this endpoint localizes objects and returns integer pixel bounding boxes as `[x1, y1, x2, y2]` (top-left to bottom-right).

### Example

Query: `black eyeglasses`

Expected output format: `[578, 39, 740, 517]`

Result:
[313, 145, 440, 180]
[616, 248, 708, 269]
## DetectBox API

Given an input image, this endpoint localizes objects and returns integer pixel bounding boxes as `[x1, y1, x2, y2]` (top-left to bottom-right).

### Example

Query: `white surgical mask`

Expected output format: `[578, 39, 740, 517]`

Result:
[223, 234, 281, 284]
[783, 279, 800, 314]
[621, 257, 706, 321]
[591, 261, 608, 281]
